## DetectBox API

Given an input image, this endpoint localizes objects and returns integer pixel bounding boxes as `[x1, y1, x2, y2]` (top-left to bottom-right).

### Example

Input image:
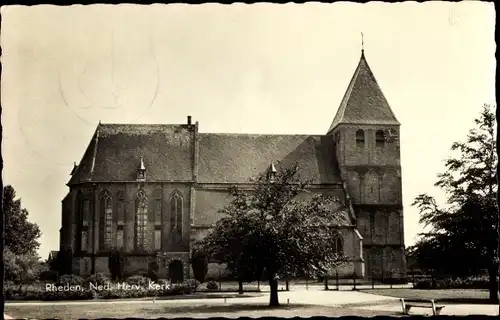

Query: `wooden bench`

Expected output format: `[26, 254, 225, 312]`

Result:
[400, 298, 445, 316]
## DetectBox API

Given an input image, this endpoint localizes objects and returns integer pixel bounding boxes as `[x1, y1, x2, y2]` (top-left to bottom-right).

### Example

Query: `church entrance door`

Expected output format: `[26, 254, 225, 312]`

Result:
[168, 260, 184, 284]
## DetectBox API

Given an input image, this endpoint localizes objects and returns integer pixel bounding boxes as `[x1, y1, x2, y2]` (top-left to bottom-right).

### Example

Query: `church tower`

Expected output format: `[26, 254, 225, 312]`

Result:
[328, 49, 406, 282]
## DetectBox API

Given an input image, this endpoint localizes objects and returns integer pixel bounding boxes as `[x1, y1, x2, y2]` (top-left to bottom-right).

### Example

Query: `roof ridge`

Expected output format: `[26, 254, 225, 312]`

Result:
[199, 132, 324, 137]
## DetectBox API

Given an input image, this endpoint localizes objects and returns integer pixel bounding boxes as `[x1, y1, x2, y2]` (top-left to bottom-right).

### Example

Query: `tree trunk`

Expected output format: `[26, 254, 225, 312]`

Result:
[238, 280, 243, 294]
[324, 275, 329, 290]
[269, 277, 279, 306]
[488, 263, 499, 303]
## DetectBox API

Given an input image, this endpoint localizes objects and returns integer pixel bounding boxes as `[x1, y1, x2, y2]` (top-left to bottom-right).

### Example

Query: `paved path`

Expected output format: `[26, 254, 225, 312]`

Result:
[358, 303, 499, 316]
[6, 287, 499, 317]
[5, 288, 398, 308]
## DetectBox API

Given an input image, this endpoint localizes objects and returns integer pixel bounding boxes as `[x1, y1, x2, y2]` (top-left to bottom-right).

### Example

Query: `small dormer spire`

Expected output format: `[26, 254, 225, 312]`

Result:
[267, 161, 277, 183]
[140, 156, 146, 170]
[137, 156, 146, 181]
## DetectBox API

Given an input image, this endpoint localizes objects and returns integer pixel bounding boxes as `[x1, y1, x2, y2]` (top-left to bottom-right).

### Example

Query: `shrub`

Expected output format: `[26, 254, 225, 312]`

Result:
[184, 279, 200, 292]
[166, 283, 193, 295]
[414, 275, 492, 289]
[39, 270, 58, 282]
[40, 289, 93, 301]
[206, 280, 218, 291]
[125, 275, 150, 286]
[157, 278, 170, 287]
[57, 274, 85, 286]
[84, 273, 109, 287]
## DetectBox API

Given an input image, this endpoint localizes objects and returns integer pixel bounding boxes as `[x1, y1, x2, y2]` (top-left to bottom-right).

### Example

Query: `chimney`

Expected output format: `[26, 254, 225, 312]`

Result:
[187, 116, 192, 125]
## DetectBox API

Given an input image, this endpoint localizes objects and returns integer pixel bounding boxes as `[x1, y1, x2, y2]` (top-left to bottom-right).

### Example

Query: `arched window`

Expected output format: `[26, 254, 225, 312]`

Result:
[135, 190, 148, 250]
[99, 190, 113, 250]
[333, 233, 343, 255]
[376, 130, 385, 147]
[355, 129, 365, 147]
[170, 191, 183, 236]
[76, 191, 90, 252]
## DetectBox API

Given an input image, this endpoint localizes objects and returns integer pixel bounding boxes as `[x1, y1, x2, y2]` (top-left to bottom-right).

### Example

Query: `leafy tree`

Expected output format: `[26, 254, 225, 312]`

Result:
[411, 104, 498, 301]
[3, 185, 42, 255]
[200, 163, 349, 306]
[108, 249, 125, 281]
[4, 247, 40, 285]
[190, 249, 209, 284]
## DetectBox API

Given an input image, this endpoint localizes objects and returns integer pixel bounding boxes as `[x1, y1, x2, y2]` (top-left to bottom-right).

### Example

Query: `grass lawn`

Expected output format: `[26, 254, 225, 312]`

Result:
[5, 301, 403, 319]
[360, 288, 493, 304]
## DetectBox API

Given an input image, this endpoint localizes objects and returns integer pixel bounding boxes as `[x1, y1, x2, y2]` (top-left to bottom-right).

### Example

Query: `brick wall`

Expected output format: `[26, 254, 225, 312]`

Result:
[332, 124, 405, 280]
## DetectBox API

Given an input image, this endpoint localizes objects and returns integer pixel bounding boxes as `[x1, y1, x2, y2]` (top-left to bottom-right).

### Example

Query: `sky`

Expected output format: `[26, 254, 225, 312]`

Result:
[1, 2, 496, 259]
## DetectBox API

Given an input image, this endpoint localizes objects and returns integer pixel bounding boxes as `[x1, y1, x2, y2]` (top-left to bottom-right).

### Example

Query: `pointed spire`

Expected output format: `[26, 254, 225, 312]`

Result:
[269, 161, 277, 173]
[139, 156, 146, 170]
[137, 156, 146, 181]
[327, 49, 400, 133]
[267, 161, 277, 183]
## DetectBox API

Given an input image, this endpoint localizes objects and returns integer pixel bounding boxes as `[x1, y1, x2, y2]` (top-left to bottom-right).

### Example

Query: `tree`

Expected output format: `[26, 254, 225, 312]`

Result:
[411, 104, 498, 302]
[3, 185, 42, 255]
[108, 249, 125, 281]
[4, 247, 40, 285]
[200, 163, 349, 306]
[190, 249, 209, 284]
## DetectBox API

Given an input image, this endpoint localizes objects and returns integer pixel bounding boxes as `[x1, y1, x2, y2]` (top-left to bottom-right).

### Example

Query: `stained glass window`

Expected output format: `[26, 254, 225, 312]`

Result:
[135, 190, 148, 250]
[81, 230, 88, 252]
[99, 191, 113, 250]
[82, 199, 90, 226]
[154, 200, 162, 225]
[116, 229, 124, 250]
[170, 191, 183, 235]
[154, 229, 161, 250]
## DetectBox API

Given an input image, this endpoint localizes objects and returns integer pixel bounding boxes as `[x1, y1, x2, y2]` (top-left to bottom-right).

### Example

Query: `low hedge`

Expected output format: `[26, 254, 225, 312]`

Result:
[4, 279, 198, 301]
[414, 275, 496, 289]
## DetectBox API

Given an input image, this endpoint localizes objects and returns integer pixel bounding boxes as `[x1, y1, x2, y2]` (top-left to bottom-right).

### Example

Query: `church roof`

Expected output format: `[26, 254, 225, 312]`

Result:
[328, 50, 400, 133]
[197, 133, 341, 184]
[69, 126, 342, 185]
[68, 123, 194, 184]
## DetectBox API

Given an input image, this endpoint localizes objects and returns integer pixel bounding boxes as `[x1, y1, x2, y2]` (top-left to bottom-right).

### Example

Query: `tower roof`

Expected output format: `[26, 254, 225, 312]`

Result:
[328, 50, 400, 133]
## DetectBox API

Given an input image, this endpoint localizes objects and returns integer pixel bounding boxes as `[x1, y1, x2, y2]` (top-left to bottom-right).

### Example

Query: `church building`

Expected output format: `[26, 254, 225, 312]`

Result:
[60, 49, 406, 282]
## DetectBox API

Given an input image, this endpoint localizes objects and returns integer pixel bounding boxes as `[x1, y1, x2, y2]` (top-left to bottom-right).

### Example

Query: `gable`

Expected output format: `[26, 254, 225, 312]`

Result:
[69, 124, 194, 184]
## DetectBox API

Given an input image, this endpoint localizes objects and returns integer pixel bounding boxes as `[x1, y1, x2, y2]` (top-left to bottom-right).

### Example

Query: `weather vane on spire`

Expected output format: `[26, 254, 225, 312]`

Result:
[361, 32, 364, 51]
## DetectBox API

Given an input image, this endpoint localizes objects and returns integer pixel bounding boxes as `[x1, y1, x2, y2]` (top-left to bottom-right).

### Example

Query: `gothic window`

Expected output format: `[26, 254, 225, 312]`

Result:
[135, 190, 148, 250]
[116, 190, 125, 225]
[77, 193, 91, 252]
[81, 230, 88, 252]
[376, 130, 385, 147]
[116, 230, 124, 250]
[99, 190, 113, 250]
[154, 229, 162, 251]
[170, 191, 183, 236]
[81, 199, 90, 226]
[154, 199, 162, 225]
[355, 129, 365, 147]
[333, 233, 343, 255]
